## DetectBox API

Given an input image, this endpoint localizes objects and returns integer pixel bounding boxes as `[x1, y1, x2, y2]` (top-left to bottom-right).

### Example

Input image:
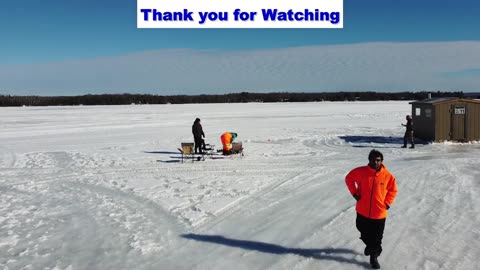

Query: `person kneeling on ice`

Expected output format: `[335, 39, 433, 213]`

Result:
[345, 149, 398, 269]
[220, 132, 237, 155]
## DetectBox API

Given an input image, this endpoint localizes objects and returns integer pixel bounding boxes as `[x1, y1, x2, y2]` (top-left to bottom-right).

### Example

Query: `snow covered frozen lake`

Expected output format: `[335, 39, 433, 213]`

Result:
[1, 101, 479, 270]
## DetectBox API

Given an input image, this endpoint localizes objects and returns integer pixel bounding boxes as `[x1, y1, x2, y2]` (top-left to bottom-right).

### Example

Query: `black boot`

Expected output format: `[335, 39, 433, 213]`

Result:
[401, 145, 407, 148]
[364, 246, 371, 256]
[409, 145, 415, 149]
[370, 254, 380, 269]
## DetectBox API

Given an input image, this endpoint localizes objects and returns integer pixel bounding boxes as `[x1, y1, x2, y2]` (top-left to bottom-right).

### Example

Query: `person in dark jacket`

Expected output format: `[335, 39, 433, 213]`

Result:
[192, 118, 205, 154]
[345, 149, 398, 269]
[402, 115, 414, 148]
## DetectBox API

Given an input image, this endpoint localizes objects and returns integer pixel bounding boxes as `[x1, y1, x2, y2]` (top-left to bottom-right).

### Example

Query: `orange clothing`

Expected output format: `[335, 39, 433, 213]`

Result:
[345, 164, 398, 219]
[221, 132, 233, 151]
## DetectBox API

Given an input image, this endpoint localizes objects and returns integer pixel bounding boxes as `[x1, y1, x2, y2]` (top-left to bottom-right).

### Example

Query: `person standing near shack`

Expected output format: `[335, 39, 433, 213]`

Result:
[402, 115, 415, 149]
[192, 118, 206, 154]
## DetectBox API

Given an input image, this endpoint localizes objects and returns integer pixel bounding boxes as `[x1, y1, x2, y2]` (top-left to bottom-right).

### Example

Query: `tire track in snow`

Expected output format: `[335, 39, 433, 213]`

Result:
[1, 148, 187, 270]
[196, 166, 316, 231]
[0, 146, 16, 168]
[178, 160, 361, 269]
[0, 175, 185, 270]
[418, 161, 480, 270]
[386, 154, 480, 270]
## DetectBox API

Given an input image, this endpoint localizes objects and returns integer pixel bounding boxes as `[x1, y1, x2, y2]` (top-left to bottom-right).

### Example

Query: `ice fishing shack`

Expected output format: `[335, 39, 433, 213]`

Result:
[409, 97, 480, 142]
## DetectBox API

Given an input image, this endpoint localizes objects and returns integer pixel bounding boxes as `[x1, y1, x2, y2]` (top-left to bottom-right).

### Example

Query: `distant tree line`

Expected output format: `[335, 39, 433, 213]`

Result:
[0, 91, 476, 107]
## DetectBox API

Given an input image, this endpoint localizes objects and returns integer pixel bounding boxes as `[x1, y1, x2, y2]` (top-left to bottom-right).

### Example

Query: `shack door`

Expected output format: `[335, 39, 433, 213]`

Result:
[451, 104, 466, 141]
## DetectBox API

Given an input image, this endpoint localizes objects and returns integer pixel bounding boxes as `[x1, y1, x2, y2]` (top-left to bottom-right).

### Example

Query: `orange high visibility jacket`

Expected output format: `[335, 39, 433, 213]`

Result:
[221, 132, 233, 151]
[345, 164, 398, 219]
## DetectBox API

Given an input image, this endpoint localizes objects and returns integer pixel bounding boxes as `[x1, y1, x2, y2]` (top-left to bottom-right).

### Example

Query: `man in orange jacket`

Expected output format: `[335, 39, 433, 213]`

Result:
[220, 132, 237, 155]
[345, 149, 398, 269]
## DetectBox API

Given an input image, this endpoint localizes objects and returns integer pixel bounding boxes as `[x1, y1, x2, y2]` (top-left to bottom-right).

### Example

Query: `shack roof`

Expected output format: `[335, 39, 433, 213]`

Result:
[409, 98, 480, 105]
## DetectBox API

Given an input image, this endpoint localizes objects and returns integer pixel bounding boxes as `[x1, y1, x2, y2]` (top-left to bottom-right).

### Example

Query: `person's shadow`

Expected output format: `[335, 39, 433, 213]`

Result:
[181, 233, 370, 268]
[143, 151, 179, 155]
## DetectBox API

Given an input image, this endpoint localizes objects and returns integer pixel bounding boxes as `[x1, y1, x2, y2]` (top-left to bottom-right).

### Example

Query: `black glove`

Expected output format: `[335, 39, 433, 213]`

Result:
[386, 204, 390, 210]
[353, 194, 361, 201]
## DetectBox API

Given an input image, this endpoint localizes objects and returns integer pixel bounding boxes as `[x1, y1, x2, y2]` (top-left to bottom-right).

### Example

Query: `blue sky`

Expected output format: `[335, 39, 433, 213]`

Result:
[1, 0, 478, 64]
[0, 0, 479, 95]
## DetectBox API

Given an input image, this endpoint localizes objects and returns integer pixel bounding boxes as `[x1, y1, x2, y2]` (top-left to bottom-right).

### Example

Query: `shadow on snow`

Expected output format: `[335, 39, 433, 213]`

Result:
[157, 159, 181, 163]
[339, 135, 429, 148]
[143, 151, 179, 155]
[181, 233, 370, 268]
[144, 150, 226, 162]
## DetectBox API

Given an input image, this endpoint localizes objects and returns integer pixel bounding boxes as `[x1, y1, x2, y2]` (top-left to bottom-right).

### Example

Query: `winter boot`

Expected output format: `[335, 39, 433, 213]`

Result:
[370, 254, 380, 269]
[401, 145, 407, 148]
[409, 145, 415, 149]
[364, 246, 371, 256]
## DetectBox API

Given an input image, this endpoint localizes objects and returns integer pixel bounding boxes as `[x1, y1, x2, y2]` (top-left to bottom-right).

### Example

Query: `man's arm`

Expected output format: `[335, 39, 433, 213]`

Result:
[384, 175, 398, 207]
[345, 169, 360, 199]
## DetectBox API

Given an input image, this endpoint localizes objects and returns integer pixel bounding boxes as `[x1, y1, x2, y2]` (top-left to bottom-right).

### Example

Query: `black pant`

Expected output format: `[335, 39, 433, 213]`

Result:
[403, 131, 414, 147]
[194, 138, 205, 154]
[356, 213, 386, 257]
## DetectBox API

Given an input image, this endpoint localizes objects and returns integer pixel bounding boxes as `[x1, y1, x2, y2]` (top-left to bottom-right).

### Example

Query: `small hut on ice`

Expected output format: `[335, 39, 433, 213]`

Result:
[409, 97, 480, 142]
